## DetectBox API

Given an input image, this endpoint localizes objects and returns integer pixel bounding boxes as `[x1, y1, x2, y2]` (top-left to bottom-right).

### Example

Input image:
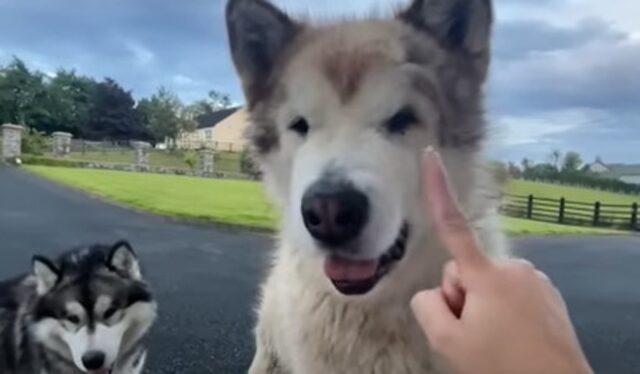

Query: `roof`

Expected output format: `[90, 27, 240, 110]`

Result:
[607, 164, 640, 177]
[196, 107, 241, 129]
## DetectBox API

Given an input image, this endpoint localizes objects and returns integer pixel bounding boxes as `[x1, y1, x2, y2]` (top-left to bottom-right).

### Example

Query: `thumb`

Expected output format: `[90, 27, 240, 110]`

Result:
[411, 288, 460, 346]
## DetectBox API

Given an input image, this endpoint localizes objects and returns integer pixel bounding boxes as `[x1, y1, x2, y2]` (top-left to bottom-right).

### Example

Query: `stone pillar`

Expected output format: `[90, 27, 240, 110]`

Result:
[199, 148, 215, 176]
[52, 132, 73, 157]
[2, 124, 24, 161]
[131, 141, 151, 170]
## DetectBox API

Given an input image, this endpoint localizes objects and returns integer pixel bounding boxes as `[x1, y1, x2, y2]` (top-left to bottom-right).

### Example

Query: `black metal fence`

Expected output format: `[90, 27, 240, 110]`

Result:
[501, 194, 639, 231]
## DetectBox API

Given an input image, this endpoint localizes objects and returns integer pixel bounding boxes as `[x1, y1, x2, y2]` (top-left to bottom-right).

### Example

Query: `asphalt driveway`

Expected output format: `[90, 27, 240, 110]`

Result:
[1, 166, 638, 373]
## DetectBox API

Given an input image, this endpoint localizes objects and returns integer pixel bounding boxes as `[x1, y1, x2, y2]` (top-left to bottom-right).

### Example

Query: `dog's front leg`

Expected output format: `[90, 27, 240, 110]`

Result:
[129, 350, 146, 374]
[249, 312, 289, 374]
[249, 343, 284, 374]
[114, 348, 147, 374]
[249, 320, 287, 374]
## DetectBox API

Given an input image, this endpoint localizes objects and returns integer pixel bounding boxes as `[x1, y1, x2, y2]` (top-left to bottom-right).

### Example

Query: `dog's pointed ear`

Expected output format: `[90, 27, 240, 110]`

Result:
[399, 0, 492, 54]
[32, 256, 60, 295]
[108, 241, 142, 280]
[226, 0, 301, 105]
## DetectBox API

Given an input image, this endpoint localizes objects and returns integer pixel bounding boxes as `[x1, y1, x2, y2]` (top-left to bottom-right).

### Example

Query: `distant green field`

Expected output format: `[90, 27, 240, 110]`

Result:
[505, 179, 640, 205]
[25, 166, 627, 236]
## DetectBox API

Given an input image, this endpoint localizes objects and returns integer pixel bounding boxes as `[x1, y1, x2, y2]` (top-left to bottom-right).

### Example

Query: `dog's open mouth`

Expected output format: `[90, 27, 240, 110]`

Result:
[88, 370, 111, 374]
[323, 224, 409, 295]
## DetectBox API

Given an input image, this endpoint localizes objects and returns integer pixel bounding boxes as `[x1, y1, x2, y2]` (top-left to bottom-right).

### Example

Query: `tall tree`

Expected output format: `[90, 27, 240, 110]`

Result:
[562, 151, 583, 172]
[549, 149, 562, 170]
[521, 158, 532, 172]
[0, 57, 50, 128]
[44, 69, 96, 136]
[86, 78, 146, 141]
[187, 89, 232, 118]
[138, 87, 183, 144]
[0, 56, 233, 142]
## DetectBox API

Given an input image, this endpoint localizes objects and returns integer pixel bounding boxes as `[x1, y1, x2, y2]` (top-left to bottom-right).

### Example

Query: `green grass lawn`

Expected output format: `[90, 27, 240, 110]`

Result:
[25, 166, 629, 236]
[505, 179, 640, 205]
[27, 165, 276, 230]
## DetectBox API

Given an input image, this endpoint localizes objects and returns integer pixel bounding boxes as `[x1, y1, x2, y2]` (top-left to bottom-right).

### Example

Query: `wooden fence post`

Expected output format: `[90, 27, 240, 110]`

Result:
[558, 198, 565, 224]
[593, 201, 601, 226]
[527, 195, 534, 219]
[631, 203, 638, 230]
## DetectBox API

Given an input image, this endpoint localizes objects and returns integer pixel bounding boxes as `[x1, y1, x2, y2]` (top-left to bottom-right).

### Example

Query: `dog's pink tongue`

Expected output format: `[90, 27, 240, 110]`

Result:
[89, 370, 109, 374]
[324, 256, 378, 281]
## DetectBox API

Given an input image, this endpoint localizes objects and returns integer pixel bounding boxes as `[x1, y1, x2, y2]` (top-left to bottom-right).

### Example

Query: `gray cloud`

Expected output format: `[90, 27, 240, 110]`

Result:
[493, 18, 627, 61]
[489, 109, 639, 163]
[488, 15, 640, 161]
[490, 39, 640, 112]
[0, 0, 638, 162]
[0, 0, 238, 101]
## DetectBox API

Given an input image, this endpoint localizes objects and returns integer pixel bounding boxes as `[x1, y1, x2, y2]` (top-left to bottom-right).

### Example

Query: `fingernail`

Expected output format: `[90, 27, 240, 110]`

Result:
[410, 292, 425, 314]
[424, 146, 438, 163]
[423, 146, 441, 166]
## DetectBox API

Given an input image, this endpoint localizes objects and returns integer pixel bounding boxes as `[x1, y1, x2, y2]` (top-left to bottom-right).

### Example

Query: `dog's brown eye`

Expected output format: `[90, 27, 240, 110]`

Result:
[66, 315, 80, 324]
[385, 108, 418, 135]
[289, 117, 309, 137]
[103, 307, 117, 320]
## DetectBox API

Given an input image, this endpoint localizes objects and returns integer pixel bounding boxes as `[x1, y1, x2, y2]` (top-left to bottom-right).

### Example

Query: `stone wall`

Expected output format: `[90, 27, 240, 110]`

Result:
[199, 149, 215, 176]
[131, 141, 151, 170]
[52, 132, 72, 157]
[40, 159, 254, 180]
[1, 124, 23, 160]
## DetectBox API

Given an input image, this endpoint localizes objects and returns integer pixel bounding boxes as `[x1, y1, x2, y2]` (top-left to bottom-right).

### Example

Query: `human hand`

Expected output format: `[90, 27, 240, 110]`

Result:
[411, 149, 593, 374]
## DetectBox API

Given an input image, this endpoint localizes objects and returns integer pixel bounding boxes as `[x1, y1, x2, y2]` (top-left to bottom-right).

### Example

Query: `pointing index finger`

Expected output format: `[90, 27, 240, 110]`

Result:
[422, 148, 490, 271]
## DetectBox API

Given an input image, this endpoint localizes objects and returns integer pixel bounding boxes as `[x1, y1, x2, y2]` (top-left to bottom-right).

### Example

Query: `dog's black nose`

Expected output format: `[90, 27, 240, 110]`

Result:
[82, 350, 106, 370]
[301, 181, 369, 247]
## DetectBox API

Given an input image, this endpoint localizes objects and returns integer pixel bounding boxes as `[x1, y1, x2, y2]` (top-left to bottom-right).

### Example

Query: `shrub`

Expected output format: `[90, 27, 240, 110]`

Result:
[240, 148, 261, 179]
[20, 155, 83, 168]
[183, 151, 197, 171]
[22, 128, 48, 156]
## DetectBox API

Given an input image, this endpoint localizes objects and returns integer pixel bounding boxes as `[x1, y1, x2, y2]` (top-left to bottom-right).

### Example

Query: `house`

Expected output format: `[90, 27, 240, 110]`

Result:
[586, 157, 610, 173]
[176, 107, 249, 152]
[587, 158, 640, 185]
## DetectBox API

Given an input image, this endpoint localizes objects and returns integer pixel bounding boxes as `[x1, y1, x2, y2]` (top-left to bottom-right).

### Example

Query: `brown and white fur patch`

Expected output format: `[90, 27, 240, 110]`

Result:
[225, 0, 508, 373]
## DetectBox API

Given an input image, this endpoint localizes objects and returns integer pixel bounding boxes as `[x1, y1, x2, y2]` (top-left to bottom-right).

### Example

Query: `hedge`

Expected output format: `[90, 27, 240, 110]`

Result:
[20, 155, 84, 168]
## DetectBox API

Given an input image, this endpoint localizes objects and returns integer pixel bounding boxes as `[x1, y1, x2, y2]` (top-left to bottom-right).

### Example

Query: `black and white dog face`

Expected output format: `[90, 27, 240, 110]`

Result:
[31, 241, 157, 374]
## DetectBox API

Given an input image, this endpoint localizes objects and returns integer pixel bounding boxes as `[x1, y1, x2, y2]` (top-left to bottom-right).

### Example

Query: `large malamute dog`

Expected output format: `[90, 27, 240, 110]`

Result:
[0, 241, 157, 374]
[226, 0, 506, 372]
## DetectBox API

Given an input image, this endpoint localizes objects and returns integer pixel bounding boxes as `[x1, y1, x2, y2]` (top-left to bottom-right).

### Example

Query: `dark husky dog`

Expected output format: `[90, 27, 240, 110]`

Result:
[0, 241, 157, 374]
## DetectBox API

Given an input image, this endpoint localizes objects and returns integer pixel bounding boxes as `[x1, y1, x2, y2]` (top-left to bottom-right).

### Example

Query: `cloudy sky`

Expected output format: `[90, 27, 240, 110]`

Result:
[0, 0, 638, 163]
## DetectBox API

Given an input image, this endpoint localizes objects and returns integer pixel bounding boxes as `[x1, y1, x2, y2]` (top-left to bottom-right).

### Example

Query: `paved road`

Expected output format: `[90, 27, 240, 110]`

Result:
[1, 166, 639, 373]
